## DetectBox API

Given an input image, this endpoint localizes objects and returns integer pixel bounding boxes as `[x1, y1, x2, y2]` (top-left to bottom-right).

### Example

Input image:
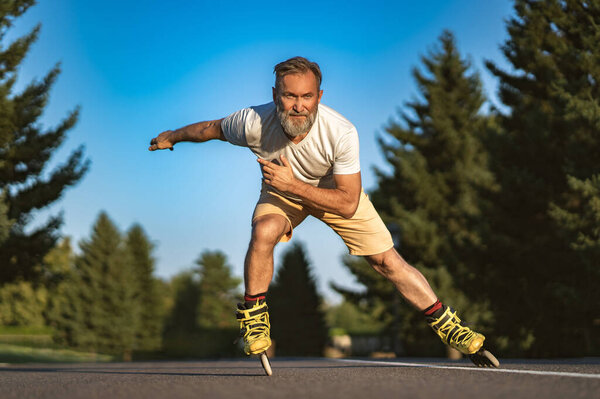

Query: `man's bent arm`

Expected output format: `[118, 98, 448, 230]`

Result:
[149, 119, 225, 151]
[259, 155, 362, 218]
[259, 154, 361, 218]
[288, 173, 362, 219]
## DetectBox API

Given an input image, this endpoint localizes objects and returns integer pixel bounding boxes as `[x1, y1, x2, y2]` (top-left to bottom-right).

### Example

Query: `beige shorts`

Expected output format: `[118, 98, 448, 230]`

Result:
[252, 187, 394, 256]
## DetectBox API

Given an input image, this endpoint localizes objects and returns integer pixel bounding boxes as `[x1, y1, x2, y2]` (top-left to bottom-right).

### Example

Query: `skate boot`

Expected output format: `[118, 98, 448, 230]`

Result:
[235, 300, 271, 355]
[427, 305, 500, 367]
[427, 306, 485, 355]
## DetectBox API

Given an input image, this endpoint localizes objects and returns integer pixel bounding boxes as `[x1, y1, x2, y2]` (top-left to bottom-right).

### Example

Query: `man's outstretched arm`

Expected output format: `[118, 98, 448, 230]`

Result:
[148, 119, 226, 151]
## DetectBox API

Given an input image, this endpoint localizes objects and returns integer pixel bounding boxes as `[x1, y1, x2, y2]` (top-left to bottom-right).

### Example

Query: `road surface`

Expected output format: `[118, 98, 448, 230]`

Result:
[1, 357, 598, 398]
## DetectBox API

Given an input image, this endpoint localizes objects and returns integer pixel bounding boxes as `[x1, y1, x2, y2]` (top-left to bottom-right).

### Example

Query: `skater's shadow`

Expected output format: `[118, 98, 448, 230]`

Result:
[0, 362, 384, 378]
[0, 367, 264, 377]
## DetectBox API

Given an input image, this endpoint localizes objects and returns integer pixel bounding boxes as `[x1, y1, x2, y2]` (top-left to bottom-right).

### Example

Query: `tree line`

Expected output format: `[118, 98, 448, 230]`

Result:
[0, 210, 327, 359]
[334, 0, 600, 357]
[1, 0, 599, 358]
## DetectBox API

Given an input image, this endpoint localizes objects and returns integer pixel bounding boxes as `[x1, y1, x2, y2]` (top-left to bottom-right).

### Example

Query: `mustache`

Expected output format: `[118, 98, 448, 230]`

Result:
[286, 110, 309, 116]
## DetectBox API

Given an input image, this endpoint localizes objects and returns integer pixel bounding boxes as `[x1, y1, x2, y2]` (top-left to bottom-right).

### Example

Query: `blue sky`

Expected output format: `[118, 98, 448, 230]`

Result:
[9, 0, 514, 302]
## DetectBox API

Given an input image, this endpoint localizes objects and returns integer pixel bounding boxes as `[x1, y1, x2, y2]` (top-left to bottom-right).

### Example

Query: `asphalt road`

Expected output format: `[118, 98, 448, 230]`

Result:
[1, 357, 599, 399]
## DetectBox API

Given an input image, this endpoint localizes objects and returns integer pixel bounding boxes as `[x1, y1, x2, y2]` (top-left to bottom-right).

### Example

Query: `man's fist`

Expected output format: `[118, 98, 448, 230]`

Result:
[258, 154, 296, 193]
[149, 130, 175, 151]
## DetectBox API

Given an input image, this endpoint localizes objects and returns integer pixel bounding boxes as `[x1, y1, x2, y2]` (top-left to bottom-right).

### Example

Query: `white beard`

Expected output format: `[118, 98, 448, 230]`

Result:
[275, 99, 317, 137]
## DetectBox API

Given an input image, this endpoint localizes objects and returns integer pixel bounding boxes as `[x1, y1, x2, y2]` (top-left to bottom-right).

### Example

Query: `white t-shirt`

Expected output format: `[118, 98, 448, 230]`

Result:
[221, 102, 360, 201]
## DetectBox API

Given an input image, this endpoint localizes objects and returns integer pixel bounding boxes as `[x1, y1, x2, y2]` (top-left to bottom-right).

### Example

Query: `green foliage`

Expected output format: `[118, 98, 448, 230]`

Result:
[372, 30, 494, 268]
[53, 213, 137, 359]
[325, 300, 385, 336]
[0, 280, 47, 326]
[483, 0, 600, 356]
[0, 192, 13, 245]
[161, 251, 241, 358]
[550, 176, 600, 253]
[38, 238, 74, 344]
[0, 0, 89, 283]
[125, 224, 164, 351]
[331, 255, 395, 328]
[163, 271, 201, 335]
[334, 31, 494, 356]
[0, 238, 71, 339]
[269, 242, 328, 356]
[549, 176, 600, 353]
[195, 250, 241, 329]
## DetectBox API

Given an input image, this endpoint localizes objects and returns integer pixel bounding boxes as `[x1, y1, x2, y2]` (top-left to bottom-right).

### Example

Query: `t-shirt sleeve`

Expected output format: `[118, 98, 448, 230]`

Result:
[333, 127, 361, 175]
[220, 107, 253, 147]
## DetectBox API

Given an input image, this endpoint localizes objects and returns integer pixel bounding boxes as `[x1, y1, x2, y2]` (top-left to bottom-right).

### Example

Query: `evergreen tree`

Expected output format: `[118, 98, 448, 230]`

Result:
[331, 256, 395, 338]
[0, 279, 47, 326]
[125, 224, 163, 351]
[326, 299, 385, 335]
[333, 31, 494, 355]
[56, 212, 137, 359]
[39, 236, 73, 286]
[163, 271, 201, 335]
[549, 176, 600, 355]
[195, 250, 240, 329]
[269, 242, 328, 356]
[484, 0, 600, 356]
[0, 193, 12, 245]
[0, 237, 72, 329]
[0, 0, 89, 283]
[43, 237, 75, 332]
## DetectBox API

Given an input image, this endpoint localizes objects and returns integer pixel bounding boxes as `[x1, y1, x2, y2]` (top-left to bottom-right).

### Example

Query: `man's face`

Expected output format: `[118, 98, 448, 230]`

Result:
[273, 71, 323, 137]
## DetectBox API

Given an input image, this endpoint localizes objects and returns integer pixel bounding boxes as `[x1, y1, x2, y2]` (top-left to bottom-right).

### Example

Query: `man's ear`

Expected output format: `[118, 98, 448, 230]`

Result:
[272, 87, 277, 103]
[318, 89, 323, 103]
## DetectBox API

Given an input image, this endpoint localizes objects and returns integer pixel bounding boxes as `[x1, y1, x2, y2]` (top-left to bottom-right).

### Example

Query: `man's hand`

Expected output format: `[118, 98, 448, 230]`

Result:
[258, 155, 296, 193]
[149, 130, 175, 151]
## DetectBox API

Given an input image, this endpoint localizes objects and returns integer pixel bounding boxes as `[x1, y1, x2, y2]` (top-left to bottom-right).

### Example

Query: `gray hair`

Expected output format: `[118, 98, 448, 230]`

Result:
[274, 56, 322, 92]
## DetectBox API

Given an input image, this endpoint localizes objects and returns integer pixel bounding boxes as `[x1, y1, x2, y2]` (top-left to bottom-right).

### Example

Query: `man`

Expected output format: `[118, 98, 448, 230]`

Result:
[149, 56, 498, 367]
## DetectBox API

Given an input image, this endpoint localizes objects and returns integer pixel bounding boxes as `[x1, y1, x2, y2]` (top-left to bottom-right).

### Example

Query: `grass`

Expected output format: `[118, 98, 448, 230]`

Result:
[0, 328, 113, 363]
[0, 343, 113, 363]
[0, 326, 54, 335]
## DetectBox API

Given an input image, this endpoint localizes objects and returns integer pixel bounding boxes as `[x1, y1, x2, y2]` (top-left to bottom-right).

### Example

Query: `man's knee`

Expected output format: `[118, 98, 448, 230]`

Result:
[365, 248, 400, 275]
[251, 214, 290, 247]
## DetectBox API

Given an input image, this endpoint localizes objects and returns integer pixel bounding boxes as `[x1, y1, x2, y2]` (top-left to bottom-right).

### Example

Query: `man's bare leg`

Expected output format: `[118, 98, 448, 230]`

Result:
[244, 214, 290, 295]
[237, 214, 289, 357]
[364, 247, 437, 310]
[365, 247, 499, 366]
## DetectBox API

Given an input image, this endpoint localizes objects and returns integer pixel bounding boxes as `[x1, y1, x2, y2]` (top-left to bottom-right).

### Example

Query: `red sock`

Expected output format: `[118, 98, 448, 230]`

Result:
[423, 299, 443, 317]
[244, 292, 267, 304]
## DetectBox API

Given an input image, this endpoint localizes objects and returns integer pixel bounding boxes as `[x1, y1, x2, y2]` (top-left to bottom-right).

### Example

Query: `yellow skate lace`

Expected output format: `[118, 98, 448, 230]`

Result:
[236, 302, 270, 344]
[430, 307, 476, 348]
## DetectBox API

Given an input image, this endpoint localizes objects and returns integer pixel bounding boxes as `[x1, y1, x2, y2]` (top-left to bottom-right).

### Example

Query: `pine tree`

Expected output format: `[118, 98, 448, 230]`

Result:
[484, 0, 600, 356]
[43, 238, 74, 332]
[0, 193, 12, 245]
[0, 279, 47, 326]
[548, 175, 600, 355]
[269, 242, 328, 356]
[333, 31, 494, 355]
[162, 270, 201, 342]
[0, 0, 89, 283]
[0, 237, 72, 329]
[195, 250, 240, 329]
[56, 212, 137, 359]
[325, 299, 385, 335]
[125, 224, 163, 351]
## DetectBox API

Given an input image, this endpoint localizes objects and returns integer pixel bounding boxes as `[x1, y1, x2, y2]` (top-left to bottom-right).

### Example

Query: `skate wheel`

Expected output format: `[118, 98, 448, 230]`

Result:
[260, 352, 272, 376]
[469, 349, 500, 368]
